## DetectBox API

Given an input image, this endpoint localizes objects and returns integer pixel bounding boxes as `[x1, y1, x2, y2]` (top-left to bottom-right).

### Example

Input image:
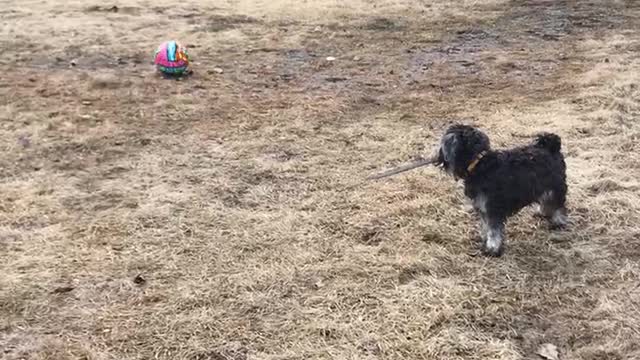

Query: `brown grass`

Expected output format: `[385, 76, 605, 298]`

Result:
[2, 0, 640, 359]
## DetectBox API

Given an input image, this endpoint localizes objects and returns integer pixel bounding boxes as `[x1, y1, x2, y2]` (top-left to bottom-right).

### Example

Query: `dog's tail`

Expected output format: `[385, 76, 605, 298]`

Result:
[534, 132, 562, 154]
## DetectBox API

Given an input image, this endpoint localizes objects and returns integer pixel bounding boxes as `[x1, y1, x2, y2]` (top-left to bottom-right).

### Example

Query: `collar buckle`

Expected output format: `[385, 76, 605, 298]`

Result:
[466, 150, 488, 174]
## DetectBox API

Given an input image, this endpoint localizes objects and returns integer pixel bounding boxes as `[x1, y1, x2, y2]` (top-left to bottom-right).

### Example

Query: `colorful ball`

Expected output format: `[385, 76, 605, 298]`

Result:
[154, 41, 190, 75]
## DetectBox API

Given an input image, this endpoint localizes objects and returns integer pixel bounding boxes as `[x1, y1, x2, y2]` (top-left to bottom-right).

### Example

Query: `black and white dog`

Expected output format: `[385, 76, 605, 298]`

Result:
[436, 124, 568, 256]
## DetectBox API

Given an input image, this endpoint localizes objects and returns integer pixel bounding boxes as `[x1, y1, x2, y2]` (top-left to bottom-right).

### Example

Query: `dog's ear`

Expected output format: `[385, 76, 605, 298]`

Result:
[440, 132, 459, 165]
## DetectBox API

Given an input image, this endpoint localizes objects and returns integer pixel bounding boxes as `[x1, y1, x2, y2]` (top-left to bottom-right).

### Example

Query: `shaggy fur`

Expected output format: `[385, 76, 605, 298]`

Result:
[436, 124, 568, 256]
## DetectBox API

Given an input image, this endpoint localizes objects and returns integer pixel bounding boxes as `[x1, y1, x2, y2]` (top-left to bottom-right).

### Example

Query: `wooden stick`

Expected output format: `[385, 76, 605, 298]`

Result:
[367, 157, 437, 180]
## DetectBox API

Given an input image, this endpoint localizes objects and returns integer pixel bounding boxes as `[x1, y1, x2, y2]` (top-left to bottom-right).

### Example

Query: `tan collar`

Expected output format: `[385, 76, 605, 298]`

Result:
[467, 150, 488, 174]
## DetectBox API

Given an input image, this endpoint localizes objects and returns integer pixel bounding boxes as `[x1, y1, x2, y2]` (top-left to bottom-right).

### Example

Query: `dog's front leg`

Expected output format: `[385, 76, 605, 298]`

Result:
[483, 217, 505, 257]
[478, 213, 489, 242]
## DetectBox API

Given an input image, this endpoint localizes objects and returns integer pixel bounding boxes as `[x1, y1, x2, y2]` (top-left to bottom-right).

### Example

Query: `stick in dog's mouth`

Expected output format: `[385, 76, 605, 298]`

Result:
[367, 156, 438, 180]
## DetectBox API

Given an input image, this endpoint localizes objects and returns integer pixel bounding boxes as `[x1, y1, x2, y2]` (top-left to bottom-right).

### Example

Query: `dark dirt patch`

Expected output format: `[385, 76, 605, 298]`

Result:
[85, 5, 122, 13]
[359, 228, 385, 246]
[30, 49, 141, 70]
[397, 263, 432, 284]
[62, 191, 138, 212]
[191, 14, 260, 32]
[363, 17, 406, 31]
[86, 5, 142, 15]
[404, 0, 625, 101]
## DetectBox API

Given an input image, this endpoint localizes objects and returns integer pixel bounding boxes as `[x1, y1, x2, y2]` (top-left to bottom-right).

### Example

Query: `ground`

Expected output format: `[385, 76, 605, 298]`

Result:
[1, 0, 640, 359]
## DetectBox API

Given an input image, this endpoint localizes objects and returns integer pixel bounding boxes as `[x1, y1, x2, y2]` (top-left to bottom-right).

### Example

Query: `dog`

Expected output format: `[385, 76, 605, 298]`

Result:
[435, 124, 568, 256]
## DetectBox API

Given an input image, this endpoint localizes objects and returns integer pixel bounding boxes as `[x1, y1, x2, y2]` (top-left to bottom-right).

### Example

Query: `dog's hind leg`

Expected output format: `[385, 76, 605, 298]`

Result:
[539, 190, 568, 229]
[550, 207, 568, 229]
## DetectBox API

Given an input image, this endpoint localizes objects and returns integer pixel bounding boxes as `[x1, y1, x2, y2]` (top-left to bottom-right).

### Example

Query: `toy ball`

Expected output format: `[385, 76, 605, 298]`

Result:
[154, 41, 190, 75]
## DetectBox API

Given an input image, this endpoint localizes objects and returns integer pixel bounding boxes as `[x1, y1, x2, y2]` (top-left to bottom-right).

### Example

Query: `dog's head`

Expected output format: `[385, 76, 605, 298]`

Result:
[435, 124, 491, 179]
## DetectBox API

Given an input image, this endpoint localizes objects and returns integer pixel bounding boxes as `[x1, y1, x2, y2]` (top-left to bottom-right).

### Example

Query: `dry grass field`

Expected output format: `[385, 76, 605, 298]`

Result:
[2, 0, 640, 359]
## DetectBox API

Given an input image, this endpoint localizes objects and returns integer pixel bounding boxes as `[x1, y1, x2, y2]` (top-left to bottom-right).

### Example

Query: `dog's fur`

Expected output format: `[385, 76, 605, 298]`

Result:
[436, 124, 568, 256]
